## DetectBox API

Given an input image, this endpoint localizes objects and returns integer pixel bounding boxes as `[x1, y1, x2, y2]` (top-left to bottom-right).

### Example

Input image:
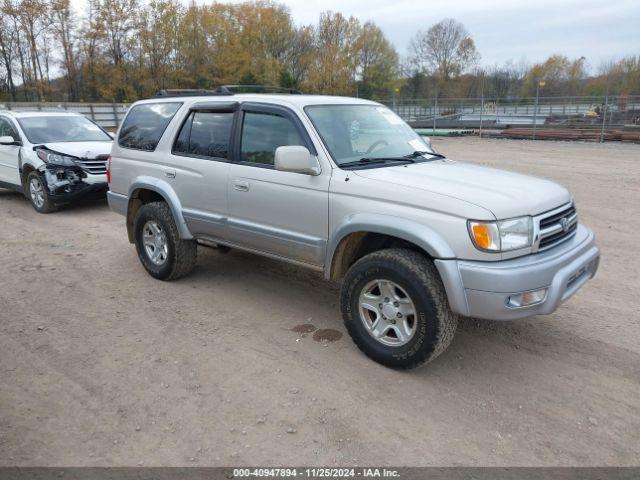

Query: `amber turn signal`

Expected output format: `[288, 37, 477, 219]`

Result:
[472, 224, 492, 249]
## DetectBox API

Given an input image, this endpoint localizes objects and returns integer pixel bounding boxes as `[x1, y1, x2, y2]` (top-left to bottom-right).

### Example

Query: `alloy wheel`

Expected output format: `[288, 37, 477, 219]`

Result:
[142, 220, 169, 266]
[358, 279, 417, 347]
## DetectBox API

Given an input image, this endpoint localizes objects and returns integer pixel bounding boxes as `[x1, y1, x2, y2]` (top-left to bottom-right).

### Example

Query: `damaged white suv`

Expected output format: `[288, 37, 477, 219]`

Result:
[0, 111, 112, 213]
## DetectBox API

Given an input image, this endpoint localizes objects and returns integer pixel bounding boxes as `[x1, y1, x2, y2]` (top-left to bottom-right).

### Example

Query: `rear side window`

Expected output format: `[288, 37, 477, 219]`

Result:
[240, 112, 304, 166]
[173, 111, 233, 160]
[118, 102, 181, 151]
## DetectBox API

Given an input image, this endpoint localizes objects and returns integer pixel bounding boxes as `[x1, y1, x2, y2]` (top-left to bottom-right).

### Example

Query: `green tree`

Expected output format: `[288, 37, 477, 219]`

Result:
[355, 21, 398, 98]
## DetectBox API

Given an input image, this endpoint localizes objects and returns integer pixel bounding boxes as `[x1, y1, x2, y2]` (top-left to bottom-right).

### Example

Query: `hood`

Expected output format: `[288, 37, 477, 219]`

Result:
[39, 141, 112, 159]
[352, 160, 571, 219]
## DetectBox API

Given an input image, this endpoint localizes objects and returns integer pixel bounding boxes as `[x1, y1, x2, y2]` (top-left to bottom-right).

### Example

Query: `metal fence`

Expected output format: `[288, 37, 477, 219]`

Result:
[2, 95, 640, 142]
[0, 101, 129, 130]
[379, 95, 640, 142]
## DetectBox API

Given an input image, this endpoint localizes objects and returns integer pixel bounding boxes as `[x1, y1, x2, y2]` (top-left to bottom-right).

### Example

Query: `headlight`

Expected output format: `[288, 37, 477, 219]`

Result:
[36, 149, 76, 167]
[468, 216, 532, 252]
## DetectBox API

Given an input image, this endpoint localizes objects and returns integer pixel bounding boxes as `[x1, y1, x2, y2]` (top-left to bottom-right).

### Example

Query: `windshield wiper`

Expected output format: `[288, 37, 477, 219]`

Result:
[404, 150, 447, 160]
[339, 157, 416, 169]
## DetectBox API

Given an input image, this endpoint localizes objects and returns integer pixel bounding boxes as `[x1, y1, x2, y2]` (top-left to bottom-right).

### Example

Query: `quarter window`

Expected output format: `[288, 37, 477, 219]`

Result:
[173, 111, 233, 159]
[118, 102, 181, 151]
[240, 112, 304, 166]
[0, 118, 18, 140]
[173, 113, 192, 155]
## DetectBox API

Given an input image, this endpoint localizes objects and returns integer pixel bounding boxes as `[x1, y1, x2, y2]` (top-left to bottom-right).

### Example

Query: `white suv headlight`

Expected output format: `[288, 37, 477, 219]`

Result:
[36, 149, 76, 167]
[468, 216, 532, 252]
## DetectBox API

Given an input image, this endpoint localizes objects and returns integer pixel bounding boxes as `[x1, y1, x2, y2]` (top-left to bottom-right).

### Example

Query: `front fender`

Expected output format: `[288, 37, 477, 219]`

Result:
[128, 177, 193, 240]
[325, 213, 456, 279]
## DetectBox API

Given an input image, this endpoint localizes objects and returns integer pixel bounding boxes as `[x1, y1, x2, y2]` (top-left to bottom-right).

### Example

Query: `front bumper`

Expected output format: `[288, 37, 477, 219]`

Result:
[41, 165, 107, 203]
[435, 224, 600, 320]
[48, 181, 108, 203]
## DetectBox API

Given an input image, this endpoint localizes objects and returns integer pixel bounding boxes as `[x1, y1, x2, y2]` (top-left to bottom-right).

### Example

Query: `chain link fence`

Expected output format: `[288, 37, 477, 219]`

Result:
[2, 96, 640, 142]
[380, 95, 640, 142]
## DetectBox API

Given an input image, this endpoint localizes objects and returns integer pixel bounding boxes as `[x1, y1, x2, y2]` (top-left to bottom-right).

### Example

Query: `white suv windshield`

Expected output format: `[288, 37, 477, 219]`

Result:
[305, 104, 433, 166]
[18, 116, 111, 143]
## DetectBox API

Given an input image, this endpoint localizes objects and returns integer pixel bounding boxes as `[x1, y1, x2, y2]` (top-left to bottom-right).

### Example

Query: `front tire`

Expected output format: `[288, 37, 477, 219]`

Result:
[341, 248, 457, 369]
[133, 201, 197, 280]
[27, 171, 56, 213]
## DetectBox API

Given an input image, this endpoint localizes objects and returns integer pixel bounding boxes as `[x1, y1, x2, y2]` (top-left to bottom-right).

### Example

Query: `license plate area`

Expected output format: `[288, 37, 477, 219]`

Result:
[566, 259, 595, 288]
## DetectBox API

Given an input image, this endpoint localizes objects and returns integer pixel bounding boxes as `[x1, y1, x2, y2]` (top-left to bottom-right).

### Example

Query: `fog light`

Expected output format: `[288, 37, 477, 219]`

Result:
[507, 288, 547, 308]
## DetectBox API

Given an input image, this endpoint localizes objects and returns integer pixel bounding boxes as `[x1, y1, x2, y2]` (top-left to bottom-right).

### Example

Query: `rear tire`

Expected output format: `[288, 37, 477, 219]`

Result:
[133, 201, 197, 280]
[340, 248, 457, 369]
[27, 171, 56, 214]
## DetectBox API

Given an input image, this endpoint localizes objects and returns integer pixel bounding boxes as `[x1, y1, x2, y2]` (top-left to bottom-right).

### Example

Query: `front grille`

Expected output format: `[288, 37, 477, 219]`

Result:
[73, 155, 109, 175]
[537, 203, 578, 251]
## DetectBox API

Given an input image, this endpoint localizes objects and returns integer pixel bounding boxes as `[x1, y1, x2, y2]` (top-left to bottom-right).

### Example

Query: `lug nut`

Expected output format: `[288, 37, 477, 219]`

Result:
[397, 312, 402, 318]
[384, 297, 390, 303]
[393, 301, 399, 307]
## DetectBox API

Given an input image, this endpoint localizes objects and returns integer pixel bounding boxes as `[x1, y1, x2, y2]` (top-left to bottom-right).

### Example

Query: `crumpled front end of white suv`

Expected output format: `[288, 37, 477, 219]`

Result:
[31, 145, 109, 202]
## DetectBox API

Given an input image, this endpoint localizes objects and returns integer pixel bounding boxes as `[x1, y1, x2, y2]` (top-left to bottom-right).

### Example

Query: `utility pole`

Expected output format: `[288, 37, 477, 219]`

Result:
[533, 80, 545, 141]
[433, 85, 438, 134]
[479, 70, 485, 139]
[600, 95, 608, 143]
[600, 75, 610, 143]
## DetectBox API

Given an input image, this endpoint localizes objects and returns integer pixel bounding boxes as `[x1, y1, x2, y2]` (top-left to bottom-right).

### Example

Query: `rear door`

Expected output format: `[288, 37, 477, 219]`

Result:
[226, 103, 330, 267]
[0, 117, 22, 185]
[168, 102, 238, 239]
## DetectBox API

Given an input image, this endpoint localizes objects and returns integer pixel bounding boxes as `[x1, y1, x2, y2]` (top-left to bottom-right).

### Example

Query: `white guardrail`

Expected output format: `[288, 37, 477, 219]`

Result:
[0, 102, 130, 130]
[2, 98, 639, 129]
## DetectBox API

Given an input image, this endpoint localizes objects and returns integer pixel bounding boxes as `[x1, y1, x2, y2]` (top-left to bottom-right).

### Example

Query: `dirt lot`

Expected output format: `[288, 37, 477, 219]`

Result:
[1, 137, 639, 467]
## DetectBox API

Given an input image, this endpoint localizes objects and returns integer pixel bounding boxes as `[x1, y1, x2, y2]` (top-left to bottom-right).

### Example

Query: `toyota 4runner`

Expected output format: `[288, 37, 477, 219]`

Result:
[107, 90, 600, 369]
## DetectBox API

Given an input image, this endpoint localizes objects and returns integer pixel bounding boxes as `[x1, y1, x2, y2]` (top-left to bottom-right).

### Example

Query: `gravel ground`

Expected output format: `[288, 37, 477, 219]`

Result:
[1, 137, 639, 466]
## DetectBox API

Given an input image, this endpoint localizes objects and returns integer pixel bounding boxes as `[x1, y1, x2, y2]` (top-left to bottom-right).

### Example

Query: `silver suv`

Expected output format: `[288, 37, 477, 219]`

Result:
[107, 91, 600, 369]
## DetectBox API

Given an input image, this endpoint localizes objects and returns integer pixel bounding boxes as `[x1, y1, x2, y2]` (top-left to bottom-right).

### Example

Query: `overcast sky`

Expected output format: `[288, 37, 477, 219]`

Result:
[249, 0, 639, 70]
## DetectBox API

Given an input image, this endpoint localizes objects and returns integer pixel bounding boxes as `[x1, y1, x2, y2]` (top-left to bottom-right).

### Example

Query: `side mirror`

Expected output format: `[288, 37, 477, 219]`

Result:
[274, 146, 320, 176]
[0, 136, 20, 146]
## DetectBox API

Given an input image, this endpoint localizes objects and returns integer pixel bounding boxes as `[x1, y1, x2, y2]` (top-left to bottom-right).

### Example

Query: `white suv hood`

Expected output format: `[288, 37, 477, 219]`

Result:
[39, 141, 112, 158]
[352, 160, 571, 219]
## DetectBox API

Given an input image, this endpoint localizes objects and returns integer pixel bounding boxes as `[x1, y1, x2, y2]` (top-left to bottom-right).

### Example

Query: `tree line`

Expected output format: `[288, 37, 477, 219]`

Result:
[0, 0, 638, 103]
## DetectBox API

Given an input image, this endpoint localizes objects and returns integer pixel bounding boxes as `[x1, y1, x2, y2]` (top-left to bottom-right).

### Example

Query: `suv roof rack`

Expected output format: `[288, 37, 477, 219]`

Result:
[219, 85, 302, 95]
[154, 88, 233, 98]
[154, 85, 302, 98]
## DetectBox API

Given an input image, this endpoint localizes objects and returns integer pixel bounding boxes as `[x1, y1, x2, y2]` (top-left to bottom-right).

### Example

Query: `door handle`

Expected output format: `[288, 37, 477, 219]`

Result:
[233, 180, 250, 192]
[164, 170, 176, 178]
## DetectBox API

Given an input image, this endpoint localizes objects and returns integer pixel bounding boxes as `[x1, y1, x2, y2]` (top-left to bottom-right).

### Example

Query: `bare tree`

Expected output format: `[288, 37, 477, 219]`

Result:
[97, 0, 138, 67]
[16, 0, 52, 100]
[409, 18, 479, 82]
[281, 25, 315, 89]
[0, 7, 18, 99]
[51, 0, 80, 100]
[78, 0, 103, 101]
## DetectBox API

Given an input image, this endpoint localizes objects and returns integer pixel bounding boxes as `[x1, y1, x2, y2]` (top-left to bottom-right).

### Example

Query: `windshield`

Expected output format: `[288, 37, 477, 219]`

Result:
[17, 116, 111, 144]
[305, 104, 434, 166]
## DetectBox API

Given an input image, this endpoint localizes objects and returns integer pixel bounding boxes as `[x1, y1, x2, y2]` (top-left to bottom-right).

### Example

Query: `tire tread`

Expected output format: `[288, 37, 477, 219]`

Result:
[341, 248, 457, 369]
[134, 201, 197, 280]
